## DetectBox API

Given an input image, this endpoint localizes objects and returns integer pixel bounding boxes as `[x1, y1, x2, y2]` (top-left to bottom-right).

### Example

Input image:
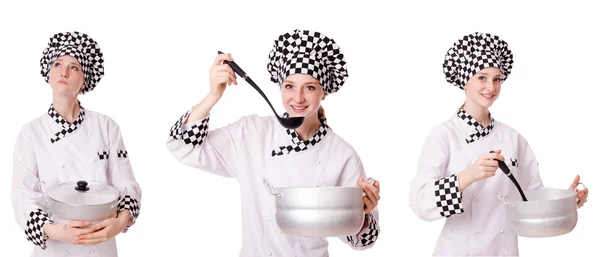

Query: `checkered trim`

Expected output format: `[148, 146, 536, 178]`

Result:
[118, 195, 140, 227]
[443, 32, 514, 89]
[169, 108, 210, 147]
[434, 174, 464, 218]
[272, 114, 328, 156]
[97, 151, 109, 160]
[48, 103, 85, 143]
[24, 209, 53, 250]
[40, 31, 104, 94]
[117, 150, 128, 158]
[267, 29, 348, 94]
[511, 158, 519, 167]
[457, 108, 494, 144]
[346, 212, 379, 248]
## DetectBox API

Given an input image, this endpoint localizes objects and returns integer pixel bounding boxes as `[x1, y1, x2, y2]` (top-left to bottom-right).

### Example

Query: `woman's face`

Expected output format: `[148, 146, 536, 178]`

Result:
[48, 55, 84, 97]
[464, 67, 502, 109]
[281, 74, 325, 120]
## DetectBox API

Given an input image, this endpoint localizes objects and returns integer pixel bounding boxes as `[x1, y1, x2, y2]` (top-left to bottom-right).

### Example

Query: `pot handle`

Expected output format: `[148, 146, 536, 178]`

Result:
[38, 181, 49, 199]
[262, 178, 282, 198]
[495, 191, 515, 207]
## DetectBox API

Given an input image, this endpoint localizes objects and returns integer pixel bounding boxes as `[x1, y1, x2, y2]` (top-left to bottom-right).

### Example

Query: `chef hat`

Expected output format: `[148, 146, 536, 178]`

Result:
[40, 31, 104, 94]
[267, 29, 348, 94]
[443, 32, 514, 90]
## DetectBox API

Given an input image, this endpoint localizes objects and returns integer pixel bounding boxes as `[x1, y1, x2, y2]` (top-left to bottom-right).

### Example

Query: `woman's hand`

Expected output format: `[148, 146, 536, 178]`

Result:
[208, 53, 238, 99]
[358, 178, 380, 213]
[44, 220, 95, 245]
[568, 175, 588, 208]
[459, 150, 504, 191]
[77, 211, 131, 246]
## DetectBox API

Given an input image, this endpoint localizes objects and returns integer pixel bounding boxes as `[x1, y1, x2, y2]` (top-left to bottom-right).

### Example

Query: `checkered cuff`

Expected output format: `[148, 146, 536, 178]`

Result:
[169, 107, 210, 147]
[434, 174, 464, 218]
[346, 212, 379, 248]
[118, 195, 140, 228]
[24, 209, 53, 250]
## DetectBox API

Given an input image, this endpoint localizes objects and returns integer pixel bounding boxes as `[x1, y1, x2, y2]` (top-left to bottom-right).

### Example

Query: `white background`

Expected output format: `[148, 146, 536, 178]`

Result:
[1, 0, 598, 256]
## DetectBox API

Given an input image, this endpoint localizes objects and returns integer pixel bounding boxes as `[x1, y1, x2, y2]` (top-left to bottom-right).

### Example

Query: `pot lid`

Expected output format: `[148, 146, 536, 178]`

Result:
[46, 180, 119, 206]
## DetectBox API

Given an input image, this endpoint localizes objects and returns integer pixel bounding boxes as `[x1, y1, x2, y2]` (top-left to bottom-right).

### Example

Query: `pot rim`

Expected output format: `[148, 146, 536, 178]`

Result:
[45, 181, 121, 207]
[273, 186, 363, 190]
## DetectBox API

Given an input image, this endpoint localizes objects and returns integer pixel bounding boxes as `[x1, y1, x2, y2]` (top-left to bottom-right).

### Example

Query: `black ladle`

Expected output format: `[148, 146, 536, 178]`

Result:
[217, 51, 304, 129]
[491, 151, 528, 201]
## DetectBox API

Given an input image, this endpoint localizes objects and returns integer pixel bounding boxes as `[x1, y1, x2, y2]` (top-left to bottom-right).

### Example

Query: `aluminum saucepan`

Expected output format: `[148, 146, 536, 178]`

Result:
[40, 180, 126, 222]
[496, 183, 585, 238]
[263, 177, 372, 237]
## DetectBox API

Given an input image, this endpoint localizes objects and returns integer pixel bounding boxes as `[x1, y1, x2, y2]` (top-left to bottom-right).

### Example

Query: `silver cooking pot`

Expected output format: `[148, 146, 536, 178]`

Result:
[40, 180, 126, 222]
[262, 177, 371, 237]
[496, 183, 585, 238]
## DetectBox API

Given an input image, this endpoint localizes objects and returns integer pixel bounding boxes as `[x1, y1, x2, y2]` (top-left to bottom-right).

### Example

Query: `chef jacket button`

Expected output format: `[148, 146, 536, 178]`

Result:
[90, 249, 94, 254]
[474, 196, 478, 201]
[473, 229, 479, 234]
[267, 250, 272, 256]
[266, 216, 271, 222]
[61, 164, 65, 168]
[500, 229, 504, 233]
[316, 160, 321, 164]
[64, 250, 69, 256]
[88, 133, 92, 137]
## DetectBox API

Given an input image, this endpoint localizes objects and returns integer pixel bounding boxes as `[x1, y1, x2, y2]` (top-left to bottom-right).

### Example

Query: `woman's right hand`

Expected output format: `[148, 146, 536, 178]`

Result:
[44, 221, 95, 245]
[208, 53, 238, 99]
[458, 150, 505, 192]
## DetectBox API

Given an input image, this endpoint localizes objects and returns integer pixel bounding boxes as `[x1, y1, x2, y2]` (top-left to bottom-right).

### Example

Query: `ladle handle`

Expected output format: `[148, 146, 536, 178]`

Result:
[218, 51, 282, 118]
[491, 151, 528, 201]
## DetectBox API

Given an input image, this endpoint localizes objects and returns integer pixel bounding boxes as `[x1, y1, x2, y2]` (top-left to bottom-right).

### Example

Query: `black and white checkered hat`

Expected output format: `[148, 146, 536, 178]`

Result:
[40, 31, 104, 94]
[267, 29, 348, 94]
[443, 32, 514, 90]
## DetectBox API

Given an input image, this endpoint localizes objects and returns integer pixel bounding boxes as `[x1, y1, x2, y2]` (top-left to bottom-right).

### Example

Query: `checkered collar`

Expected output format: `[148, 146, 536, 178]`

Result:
[271, 113, 329, 156]
[47, 102, 85, 143]
[456, 107, 494, 144]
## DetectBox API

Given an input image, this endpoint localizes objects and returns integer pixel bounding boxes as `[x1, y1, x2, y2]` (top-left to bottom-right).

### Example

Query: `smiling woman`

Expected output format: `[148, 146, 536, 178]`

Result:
[408, 32, 589, 256]
[166, 29, 381, 257]
[11, 31, 142, 257]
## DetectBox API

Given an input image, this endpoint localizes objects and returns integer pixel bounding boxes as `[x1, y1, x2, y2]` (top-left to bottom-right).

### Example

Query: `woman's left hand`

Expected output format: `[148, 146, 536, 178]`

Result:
[568, 175, 588, 208]
[358, 177, 380, 213]
[77, 211, 131, 246]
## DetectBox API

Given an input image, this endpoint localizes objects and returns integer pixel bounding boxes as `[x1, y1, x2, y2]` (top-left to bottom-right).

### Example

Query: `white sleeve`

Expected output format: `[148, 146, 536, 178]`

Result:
[516, 134, 544, 191]
[11, 127, 53, 250]
[409, 127, 464, 221]
[336, 154, 380, 250]
[107, 119, 142, 230]
[165, 106, 247, 178]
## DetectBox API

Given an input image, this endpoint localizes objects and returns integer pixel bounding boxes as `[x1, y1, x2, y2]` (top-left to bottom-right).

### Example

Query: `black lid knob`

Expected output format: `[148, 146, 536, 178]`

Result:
[75, 180, 89, 192]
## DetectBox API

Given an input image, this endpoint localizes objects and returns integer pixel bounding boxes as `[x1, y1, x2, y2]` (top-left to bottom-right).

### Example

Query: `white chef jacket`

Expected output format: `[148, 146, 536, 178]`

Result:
[166, 107, 380, 257]
[409, 108, 543, 256]
[11, 105, 142, 257]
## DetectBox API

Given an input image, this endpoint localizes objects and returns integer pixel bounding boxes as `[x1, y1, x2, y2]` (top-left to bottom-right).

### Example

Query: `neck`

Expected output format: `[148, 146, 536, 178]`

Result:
[294, 114, 322, 141]
[53, 94, 80, 123]
[462, 101, 490, 127]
